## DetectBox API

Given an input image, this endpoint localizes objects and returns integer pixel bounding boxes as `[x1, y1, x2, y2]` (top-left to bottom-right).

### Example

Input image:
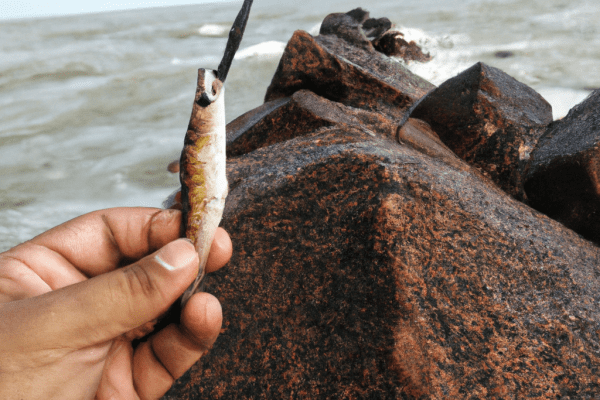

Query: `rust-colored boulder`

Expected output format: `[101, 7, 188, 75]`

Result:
[162, 8, 600, 400]
[227, 89, 396, 157]
[524, 89, 600, 245]
[264, 23, 434, 120]
[410, 62, 552, 200]
[165, 118, 600, 399]
[397, 118, 468, 172]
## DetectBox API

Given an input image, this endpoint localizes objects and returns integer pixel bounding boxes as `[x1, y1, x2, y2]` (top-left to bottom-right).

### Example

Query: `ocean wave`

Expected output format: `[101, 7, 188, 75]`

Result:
[392, 26, 473, 86]
[234, 41, 287, 60]
[170, 55, 221, 66]
[28, 61, 102, 82]
[390, 25, 589, 120]
[0, 185, 173, 252]
[198, 23, 229, 37]
[308, 23, 321, 36]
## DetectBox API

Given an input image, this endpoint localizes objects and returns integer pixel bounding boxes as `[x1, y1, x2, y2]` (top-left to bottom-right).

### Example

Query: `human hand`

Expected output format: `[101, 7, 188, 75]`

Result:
[0, 207, 232, 400]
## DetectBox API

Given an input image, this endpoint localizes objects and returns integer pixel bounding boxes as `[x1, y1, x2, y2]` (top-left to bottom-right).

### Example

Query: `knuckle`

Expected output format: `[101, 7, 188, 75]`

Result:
[122, 264, 159, 301]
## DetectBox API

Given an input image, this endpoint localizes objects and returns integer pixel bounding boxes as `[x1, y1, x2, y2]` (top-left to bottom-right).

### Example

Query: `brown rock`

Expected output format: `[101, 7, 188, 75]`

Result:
[165, 117, 600, 399]
[264, 28, 434, 120]
[397, 118, 468, 172]
[319, 8, 393, 45]
[318, 8, 373, 51]
[167, 160, 180, 173]
[319, 8, 429, 62]
[162, 8, 600, 399]
[410, 62, 552, 200]
[227, 89, 396, 157]
[524, 89, 600, 245]
[362, 16, 393, 41]
[373, 31, 432, 62]
[494, 50, 514, 59]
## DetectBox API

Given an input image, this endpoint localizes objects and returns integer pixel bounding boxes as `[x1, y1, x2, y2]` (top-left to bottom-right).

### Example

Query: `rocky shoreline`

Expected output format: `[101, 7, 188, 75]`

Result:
[165, 8, 600, 399]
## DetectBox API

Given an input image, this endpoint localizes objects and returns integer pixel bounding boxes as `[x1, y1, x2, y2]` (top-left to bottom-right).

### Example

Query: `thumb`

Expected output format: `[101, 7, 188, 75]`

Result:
[2, 238, 199, 351]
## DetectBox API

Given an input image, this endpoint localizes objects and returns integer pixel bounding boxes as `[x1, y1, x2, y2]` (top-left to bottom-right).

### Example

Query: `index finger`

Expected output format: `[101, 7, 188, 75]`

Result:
[30, 207, 182, 277]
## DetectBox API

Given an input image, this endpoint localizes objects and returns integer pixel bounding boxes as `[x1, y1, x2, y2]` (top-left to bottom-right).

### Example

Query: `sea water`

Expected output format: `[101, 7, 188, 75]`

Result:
[1, 0, 598, 251]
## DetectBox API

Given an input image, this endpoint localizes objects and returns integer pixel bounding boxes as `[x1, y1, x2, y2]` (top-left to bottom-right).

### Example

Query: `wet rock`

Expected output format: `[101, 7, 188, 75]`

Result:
[227, 89, 396, 157]
[264, 26, 434, 120]
[524, 89, 600, 245]
[166, 120, 600, 399]
[397, 118, 468, 172]
[167, 160, 179, 173]
[494, 50, 514, 59]
[373, 31, 432, 62]
[319, 8, 394, 48]
[319, 8, 373, 50]
[362, 16, 393, 41]
[318, 8, 429, 62]
[410, 61, 552, 199]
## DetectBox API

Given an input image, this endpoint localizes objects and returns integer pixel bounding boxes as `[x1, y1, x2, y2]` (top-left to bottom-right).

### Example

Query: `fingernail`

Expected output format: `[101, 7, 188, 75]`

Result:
[154, 239, 198, 272]
[155, 254, 180, 271]
[155, 208, 179, 221]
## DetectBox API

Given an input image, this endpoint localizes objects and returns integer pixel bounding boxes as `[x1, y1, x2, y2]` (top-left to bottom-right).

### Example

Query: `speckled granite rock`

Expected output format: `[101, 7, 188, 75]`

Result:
[162, 9, 600, 400]
[396, 118, 467, 172]
[226, 89, 396, 157]
[264, 12, 434, 120]
[525, 89, 600, 245]
[410, 62, 552, 200]
[165, 121, 600, 399]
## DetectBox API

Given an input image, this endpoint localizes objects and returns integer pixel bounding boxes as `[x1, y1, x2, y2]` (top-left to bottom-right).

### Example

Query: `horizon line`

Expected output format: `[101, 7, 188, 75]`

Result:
[0, 0, 239, 22]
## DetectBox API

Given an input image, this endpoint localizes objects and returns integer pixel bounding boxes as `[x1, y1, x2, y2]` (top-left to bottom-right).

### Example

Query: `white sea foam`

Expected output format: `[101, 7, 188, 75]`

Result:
[393, 26, 473, 86]
[394, 25, 590, 119]
[170, 55, 221, 66]
[234, 41, 287, 60]
[198, 23, 229, 37]
[308, 23, 321, 36]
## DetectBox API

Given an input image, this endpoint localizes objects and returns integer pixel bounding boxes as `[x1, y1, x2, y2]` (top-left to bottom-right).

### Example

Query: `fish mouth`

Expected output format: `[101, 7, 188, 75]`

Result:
[197, 92, 213, 107]
[195, 69, 222, 107]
